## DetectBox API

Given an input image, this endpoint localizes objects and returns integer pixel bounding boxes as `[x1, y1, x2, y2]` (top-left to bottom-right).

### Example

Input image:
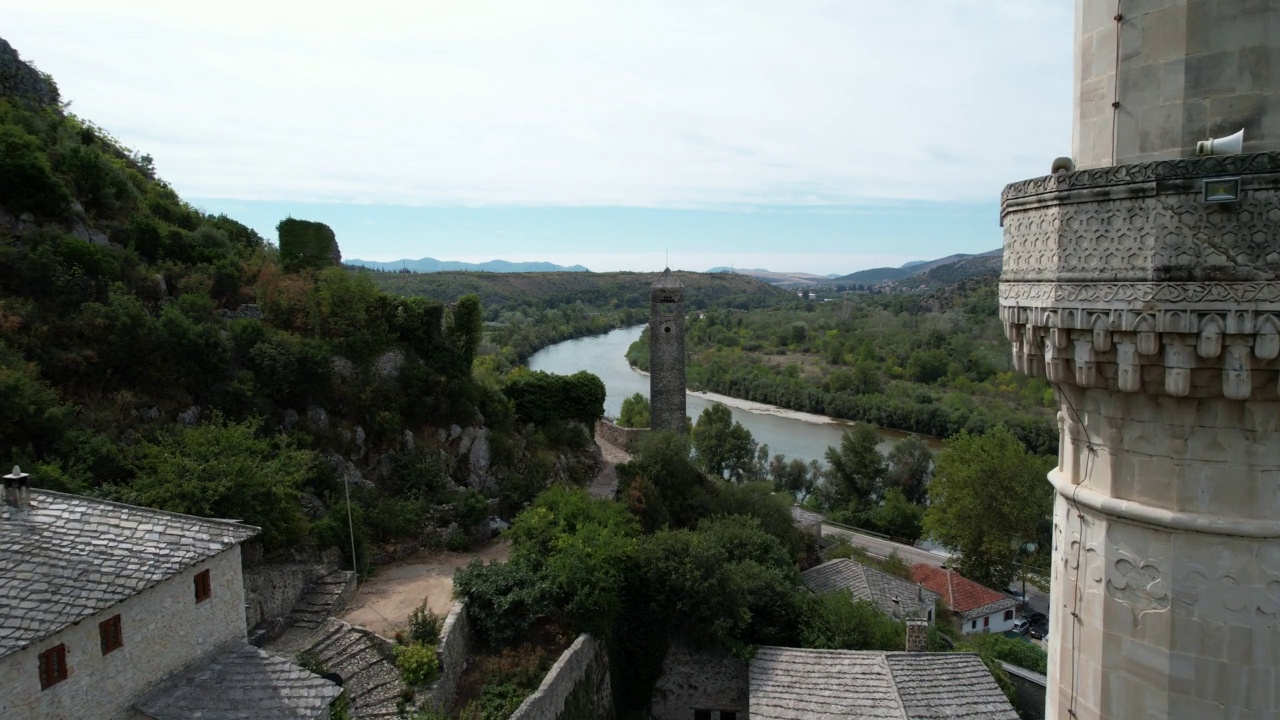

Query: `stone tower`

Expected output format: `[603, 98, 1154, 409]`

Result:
[1000, 3, 1280, 720]
[649, 269, 686, 432]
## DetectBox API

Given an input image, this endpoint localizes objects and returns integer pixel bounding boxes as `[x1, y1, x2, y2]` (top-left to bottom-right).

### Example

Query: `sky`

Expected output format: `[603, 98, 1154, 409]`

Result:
[3, 1, 1073, 274]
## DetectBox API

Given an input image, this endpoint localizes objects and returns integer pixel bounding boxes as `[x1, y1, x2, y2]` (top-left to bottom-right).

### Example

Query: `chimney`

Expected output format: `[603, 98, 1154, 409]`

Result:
[4, 466, 30, 510]
[906, 618, 929, 653]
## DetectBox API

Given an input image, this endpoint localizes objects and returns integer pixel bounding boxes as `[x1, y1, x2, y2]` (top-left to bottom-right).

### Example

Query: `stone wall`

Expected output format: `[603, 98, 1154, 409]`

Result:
[509, 634, 613, 720]
[595, 419, 648, 451]
[999, 661, 1046, 720]
[0, 37, 59, 108]
[650, 644, 748, 720]
[243, 561, 335, 632]
[422, 602, 471, 712]
[0, 547, 247, 720]
[1073, 0, 1280, 168]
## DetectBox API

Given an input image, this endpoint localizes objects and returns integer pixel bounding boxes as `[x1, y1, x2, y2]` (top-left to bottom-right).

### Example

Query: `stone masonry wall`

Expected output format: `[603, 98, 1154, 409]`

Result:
[243, 561, 335, 631]
[509, 634, 613, 720]
[999, 661, 1047, 720]
[650, 644, 748, 720]
[423, 602, 471, 712]
[0, 547, 247, 720]
[595, 420, 648, 451]
[0, 37, 59, 108]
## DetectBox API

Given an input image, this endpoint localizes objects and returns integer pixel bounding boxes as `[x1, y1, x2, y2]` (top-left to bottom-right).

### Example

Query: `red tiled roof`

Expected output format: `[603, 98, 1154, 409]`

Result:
[910, 564, 1013, 616]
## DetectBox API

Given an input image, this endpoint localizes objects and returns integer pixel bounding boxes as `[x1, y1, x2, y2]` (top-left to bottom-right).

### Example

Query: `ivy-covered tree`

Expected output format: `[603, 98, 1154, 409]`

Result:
[276, 217, 339, 273]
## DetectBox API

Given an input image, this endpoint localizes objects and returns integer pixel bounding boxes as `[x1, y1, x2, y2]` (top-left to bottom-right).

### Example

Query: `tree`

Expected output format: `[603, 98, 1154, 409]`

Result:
[823, 423, 886, 508]
[885, 435, 933, 504]
[115, 415, 314, 549]
[691, 403, 757, 483]
[923, 426, 1055, 589]
[446, 294, 484, 368]
[860, 488, 925, 542]
[276, 217, 340, 272]
[618, 393, 651, 428]
[799, 593, 904, 652]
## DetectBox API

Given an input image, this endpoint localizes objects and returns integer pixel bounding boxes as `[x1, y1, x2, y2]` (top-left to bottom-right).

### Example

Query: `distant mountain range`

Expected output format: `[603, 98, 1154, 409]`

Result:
[830, 249, 1002, 285]
[705, 249, 1001, 287]
[347, 257, 590, 273]
[705, 267, 841, 285]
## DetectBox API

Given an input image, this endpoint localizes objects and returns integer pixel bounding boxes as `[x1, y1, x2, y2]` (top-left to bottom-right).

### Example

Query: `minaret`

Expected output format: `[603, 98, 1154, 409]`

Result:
[1000, 3, 1280, 720]
[649, 268, 686, 432]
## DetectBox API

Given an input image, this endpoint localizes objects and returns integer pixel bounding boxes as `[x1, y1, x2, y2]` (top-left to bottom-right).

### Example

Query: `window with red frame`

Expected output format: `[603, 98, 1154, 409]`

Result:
[39, 644, 68, 689]
[99, 614, 123, 655]
[194, 569, 211, 603]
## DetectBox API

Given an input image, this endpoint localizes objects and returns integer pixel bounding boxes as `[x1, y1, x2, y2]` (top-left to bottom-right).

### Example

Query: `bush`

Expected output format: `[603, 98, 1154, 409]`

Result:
[453, 555, 556, 648]
[0, 124, 69, 216]
[408, 600, 443, 646]
[393, 643, 440, 687]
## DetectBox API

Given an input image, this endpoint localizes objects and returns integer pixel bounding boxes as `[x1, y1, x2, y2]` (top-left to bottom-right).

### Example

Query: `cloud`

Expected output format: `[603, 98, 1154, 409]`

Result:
[4, 0, 1072, 208]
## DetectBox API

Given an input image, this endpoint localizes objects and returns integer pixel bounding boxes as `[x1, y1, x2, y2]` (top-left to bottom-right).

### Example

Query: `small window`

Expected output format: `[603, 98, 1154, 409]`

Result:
[984, 616, 990, 628]
[99, 615, 123, 655]
[39, 644, 68, 689]
[927, 609, 933, 623]
[695, 711, 712, 720]
[721, 712, 738, 720]
[971, 619, 977, 630]
[1004, 609, 1014, 622]
[194, 569, 212, 603]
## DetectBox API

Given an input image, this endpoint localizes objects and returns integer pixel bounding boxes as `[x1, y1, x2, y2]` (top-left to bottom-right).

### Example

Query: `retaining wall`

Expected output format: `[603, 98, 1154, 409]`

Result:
[509, 634, 614, 720]
[595, 420, 647, 451]
[999, 661, 1046, 720]
[423, 602, 472, 711]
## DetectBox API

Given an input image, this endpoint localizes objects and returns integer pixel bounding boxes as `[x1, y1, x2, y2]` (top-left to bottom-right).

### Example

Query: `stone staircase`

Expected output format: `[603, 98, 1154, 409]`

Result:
[305, 619, 406, 719]
[289, 570, 358, 629]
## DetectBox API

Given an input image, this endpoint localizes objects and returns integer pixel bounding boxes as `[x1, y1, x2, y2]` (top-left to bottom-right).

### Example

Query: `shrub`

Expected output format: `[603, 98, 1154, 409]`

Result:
[0, 125, 69, 216]
[393, 643, 440, 687]
[408, 600, 443, 646]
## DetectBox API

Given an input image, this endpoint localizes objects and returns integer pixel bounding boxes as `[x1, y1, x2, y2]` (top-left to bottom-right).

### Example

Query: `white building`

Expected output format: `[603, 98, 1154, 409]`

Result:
[0, 468, 342, 719]
[911, 564, 1018, 635]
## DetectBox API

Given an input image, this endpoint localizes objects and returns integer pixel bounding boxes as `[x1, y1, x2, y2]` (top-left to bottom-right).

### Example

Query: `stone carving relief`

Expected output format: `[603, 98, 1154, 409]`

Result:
[1106, 558, 1170, 621]
[1001, 152, 1280, 203]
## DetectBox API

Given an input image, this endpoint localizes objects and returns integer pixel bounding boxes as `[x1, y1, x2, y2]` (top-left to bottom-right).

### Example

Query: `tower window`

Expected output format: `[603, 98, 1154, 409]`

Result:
[664, 325, 672, 333]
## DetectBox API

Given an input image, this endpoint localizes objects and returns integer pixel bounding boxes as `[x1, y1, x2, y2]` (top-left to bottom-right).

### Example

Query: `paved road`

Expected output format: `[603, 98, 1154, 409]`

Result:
[821, 523, 951, 568]
[822, 522, 1051, 618]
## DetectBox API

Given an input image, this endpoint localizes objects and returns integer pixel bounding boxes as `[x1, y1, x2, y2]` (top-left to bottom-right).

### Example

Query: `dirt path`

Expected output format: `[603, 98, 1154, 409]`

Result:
[590, 436, 630, 499]
[341, 539, 510, 637]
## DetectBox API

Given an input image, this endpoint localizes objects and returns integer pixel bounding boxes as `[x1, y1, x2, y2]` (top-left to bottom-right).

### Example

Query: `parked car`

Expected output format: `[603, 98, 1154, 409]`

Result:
[1007, 587, 1027, 603]
[1029, 627, 1047, 640]
[1025, 610, 1047, 627]
[1011, 618, 1030, 635]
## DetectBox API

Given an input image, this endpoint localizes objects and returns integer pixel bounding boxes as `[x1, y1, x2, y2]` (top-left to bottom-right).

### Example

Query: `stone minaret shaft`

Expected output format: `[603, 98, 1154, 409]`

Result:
[649, 269, 686, 432]
[1001, 3, 1280, 719]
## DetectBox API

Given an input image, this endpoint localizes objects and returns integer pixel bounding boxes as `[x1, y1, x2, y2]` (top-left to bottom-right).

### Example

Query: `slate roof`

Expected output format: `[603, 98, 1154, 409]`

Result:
[0, 490, 259, 658]
[135, 643, 342, 720]
[910, 564, 1016, 620]
[802, 559, 940, 620]
[750, 647, 1018, 720]
[790, 505, 824, 531]
[651, 267, 684, 288]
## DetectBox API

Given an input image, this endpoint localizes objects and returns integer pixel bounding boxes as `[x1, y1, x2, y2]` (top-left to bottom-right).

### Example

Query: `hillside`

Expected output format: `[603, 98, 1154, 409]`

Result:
[871, 253, 1003, 293]
[832, 248, 1002, 285]
[0, 37, 602, 572]
[364, 267, 789, 312]
[347, 257, 589, 273]
[705, 267, 835, 285]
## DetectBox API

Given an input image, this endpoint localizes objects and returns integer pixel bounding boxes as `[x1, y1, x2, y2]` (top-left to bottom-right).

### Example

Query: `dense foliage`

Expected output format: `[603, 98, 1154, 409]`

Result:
[626, 284, 1057, 455]
[277, 217, 339, 272]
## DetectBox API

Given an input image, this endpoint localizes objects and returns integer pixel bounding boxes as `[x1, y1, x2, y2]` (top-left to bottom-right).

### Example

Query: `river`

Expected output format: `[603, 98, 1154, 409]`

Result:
[527, 325, 940, 467]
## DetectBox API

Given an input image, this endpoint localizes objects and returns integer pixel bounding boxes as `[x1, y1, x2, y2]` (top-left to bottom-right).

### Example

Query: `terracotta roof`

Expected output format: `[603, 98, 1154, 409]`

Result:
[910, 564, 1015, 619]
[802, 559, 940, 620]
[0, 490, 259, 658]
[749, 647, 1018, 720]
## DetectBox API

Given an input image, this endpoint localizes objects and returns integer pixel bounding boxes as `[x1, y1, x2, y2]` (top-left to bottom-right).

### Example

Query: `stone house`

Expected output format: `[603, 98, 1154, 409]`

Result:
[0, 468, 341, 719]
[750, 646, 1018, 719]
[802, 559, 940, 623]
[910, 564, 1017, 635]
[788, 506, 823, 540]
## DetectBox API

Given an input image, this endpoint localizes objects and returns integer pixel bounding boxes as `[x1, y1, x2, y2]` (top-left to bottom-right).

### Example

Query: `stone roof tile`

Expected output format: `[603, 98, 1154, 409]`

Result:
[750, 647, 1018, 720]
[802, 559, 939, 620]
[135, 643, 342, 720]
[0, 491, 259, 658]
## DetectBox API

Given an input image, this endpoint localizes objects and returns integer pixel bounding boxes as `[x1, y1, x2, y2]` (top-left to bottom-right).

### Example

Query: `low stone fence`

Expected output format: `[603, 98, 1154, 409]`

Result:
[509, 634, 614, 720]
[595, 420, 647, 451]
[423, 602, 472, 712]
[999, 661, 1046, 720]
